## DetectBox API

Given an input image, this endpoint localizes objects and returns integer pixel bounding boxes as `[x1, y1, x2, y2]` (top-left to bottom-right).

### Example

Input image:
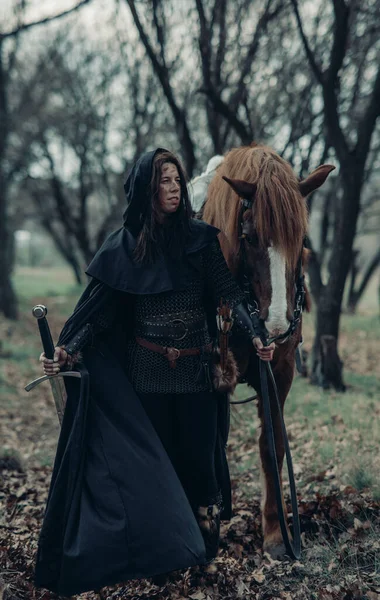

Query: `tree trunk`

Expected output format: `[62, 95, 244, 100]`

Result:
[346, 248, 380, 313]
[310, 300, 345, 390]
[311, 334, 345, 391]
[0, 187, 18, 320]
[311, 167, 362, 390]
[68, 258, 83, 285]
[346, 250, 360, 313]
[39, 216, 83, 285]
[0, 41, 18, 319]
[305, 242, 323, 304]
[75, 224, 94, 266]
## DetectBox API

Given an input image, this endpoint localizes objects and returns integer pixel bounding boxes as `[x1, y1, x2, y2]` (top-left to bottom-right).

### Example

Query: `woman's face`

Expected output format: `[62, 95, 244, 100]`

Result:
[157, 162, 181, 215]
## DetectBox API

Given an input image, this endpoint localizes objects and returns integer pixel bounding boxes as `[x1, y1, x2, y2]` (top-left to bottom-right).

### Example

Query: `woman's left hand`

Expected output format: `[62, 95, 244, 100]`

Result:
[252, 337, 276, 361]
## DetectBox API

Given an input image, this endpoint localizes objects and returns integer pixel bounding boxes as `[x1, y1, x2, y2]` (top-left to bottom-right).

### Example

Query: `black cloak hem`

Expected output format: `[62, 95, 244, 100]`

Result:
[34, 278, 231, 596]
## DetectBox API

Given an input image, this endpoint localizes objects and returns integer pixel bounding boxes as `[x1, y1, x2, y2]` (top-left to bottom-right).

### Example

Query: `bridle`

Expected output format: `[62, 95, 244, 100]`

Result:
[233, 196, 302, 560]
[238, 197, 306, 346]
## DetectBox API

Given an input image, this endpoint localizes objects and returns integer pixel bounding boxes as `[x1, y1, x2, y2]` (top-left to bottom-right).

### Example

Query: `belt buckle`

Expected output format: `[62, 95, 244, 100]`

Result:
[166, 347, 180, 361]
[172, 318, 188, 341]
[166, 346, 180, 368]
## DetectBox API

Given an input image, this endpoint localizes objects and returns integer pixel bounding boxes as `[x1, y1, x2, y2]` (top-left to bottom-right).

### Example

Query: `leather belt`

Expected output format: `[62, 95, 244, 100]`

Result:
[135, 318, 206, 341]
[136, 337, 212, 369]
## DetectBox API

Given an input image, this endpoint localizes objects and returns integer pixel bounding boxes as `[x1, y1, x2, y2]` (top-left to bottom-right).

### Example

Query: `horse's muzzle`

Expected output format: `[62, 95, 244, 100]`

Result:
[265, 322, 291, 340]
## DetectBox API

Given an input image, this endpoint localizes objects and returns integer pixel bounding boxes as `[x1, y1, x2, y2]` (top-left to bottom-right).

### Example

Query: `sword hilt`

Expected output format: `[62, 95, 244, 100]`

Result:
[28, 304, 81, 425]
[32, 305, 55, 360]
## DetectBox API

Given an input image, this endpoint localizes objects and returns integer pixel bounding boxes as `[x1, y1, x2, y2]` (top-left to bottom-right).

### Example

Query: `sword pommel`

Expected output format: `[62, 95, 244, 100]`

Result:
[32, 304, 47, 319]
[32, 304, 55, 359]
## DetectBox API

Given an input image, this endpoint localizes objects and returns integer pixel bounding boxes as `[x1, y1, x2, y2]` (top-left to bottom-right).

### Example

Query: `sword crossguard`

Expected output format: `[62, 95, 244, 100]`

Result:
[25, 370, 81, 392]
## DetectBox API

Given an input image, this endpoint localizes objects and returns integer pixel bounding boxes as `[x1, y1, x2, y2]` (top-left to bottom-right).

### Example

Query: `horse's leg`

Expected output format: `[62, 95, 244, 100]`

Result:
[257, 357, 294, 559]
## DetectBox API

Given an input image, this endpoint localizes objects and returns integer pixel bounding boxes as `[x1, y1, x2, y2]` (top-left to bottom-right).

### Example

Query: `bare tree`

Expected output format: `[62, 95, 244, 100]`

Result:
[291, 0, 380, 389]
[345, 143, 380, 312]
[124, 0, 197, 174]
[21, 31, 165, 280]
[195, 0, 283, 149]
[123, 0, 286, 173]
[0, 0, 93, 319]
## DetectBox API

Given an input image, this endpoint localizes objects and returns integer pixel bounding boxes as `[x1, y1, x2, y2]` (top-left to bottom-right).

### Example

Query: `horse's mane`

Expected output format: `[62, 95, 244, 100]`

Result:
[203, 144, 308, 271]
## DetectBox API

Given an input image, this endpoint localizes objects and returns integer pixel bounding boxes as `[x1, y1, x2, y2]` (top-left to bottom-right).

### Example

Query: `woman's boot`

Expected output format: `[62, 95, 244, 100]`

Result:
[196, 499, 222, 563]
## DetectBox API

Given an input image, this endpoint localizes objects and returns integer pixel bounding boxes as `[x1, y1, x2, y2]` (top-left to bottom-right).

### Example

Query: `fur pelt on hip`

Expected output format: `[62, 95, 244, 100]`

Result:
[212, 348, 239, 395]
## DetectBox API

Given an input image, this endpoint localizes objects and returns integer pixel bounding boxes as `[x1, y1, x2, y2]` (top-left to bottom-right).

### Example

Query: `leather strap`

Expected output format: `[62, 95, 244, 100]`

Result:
[135, 318, 206, 341]
[259, 359, 301, 559]
[136, 337, 212, 369]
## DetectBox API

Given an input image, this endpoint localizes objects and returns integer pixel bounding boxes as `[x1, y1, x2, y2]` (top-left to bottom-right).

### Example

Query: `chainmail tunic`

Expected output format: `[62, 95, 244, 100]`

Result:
[64, 239, 247, 394]
[125, 240, 244, 393]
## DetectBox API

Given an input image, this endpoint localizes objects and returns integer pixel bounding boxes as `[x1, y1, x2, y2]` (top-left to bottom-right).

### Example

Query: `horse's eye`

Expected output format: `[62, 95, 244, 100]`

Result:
[244, 231, 258, 246]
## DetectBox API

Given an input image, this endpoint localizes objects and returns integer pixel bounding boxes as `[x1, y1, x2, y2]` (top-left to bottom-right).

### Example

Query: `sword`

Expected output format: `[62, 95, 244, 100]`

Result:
[25, 305, 81, 425]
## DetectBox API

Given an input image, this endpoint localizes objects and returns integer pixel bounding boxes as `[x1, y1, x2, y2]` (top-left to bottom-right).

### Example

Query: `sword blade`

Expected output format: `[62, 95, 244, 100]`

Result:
[49, 376, 67, 425]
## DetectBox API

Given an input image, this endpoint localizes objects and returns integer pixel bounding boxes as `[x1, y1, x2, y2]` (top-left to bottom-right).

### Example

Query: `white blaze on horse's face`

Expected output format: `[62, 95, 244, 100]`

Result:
[266, 246, 290, 336]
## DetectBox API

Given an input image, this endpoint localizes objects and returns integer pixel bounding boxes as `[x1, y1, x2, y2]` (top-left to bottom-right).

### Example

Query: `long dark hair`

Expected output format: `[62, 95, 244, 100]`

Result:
[134, 151, 193, 264]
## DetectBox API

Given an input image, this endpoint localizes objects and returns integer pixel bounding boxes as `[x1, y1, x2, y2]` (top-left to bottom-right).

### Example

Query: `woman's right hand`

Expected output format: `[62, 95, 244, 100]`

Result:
[252, 337, 276, 361]
[39, 347, 68, 376]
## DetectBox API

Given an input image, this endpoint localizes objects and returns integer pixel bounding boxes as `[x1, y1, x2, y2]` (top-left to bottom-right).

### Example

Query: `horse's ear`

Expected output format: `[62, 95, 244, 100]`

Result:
[299, 164, 336, 197]
[222, 176, 257, 200]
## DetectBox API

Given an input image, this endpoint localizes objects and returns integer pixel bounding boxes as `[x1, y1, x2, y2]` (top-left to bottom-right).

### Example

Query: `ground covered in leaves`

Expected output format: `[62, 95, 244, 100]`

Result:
[1, 269, 380, 600]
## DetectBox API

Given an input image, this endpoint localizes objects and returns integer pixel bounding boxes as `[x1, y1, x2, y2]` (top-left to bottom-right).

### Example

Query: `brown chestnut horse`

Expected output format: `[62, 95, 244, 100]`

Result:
[201, 144, 334, 558]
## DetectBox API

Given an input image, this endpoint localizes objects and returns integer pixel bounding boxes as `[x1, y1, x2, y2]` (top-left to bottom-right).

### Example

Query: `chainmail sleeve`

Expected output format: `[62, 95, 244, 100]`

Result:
[203, 239, 257, 340]
[203, 239, 245, 309]
[63, 292, 125, 360]
[63, 309, 114, 356]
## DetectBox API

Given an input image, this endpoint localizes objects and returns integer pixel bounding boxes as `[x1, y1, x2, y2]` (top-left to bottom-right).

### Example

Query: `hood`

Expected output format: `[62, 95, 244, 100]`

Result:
[86, 147, 220, 294]
[122, 148, 168, 234]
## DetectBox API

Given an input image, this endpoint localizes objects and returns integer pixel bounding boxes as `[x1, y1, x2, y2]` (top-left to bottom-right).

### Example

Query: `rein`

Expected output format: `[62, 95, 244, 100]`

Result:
[259, 359, 301, 559]
[231, 196, 302, 560]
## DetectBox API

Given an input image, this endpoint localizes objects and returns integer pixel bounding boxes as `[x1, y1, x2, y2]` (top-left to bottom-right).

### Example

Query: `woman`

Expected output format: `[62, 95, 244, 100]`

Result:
[37, 148, 274, 596]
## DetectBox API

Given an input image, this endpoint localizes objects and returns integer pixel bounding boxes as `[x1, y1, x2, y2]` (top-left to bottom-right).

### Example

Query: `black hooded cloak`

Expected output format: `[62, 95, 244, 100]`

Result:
[34, 149, 231, 596]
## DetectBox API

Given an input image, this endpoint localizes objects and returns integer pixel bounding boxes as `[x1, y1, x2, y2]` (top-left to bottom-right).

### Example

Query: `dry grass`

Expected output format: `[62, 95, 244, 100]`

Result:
[0, 269, 379, 599]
